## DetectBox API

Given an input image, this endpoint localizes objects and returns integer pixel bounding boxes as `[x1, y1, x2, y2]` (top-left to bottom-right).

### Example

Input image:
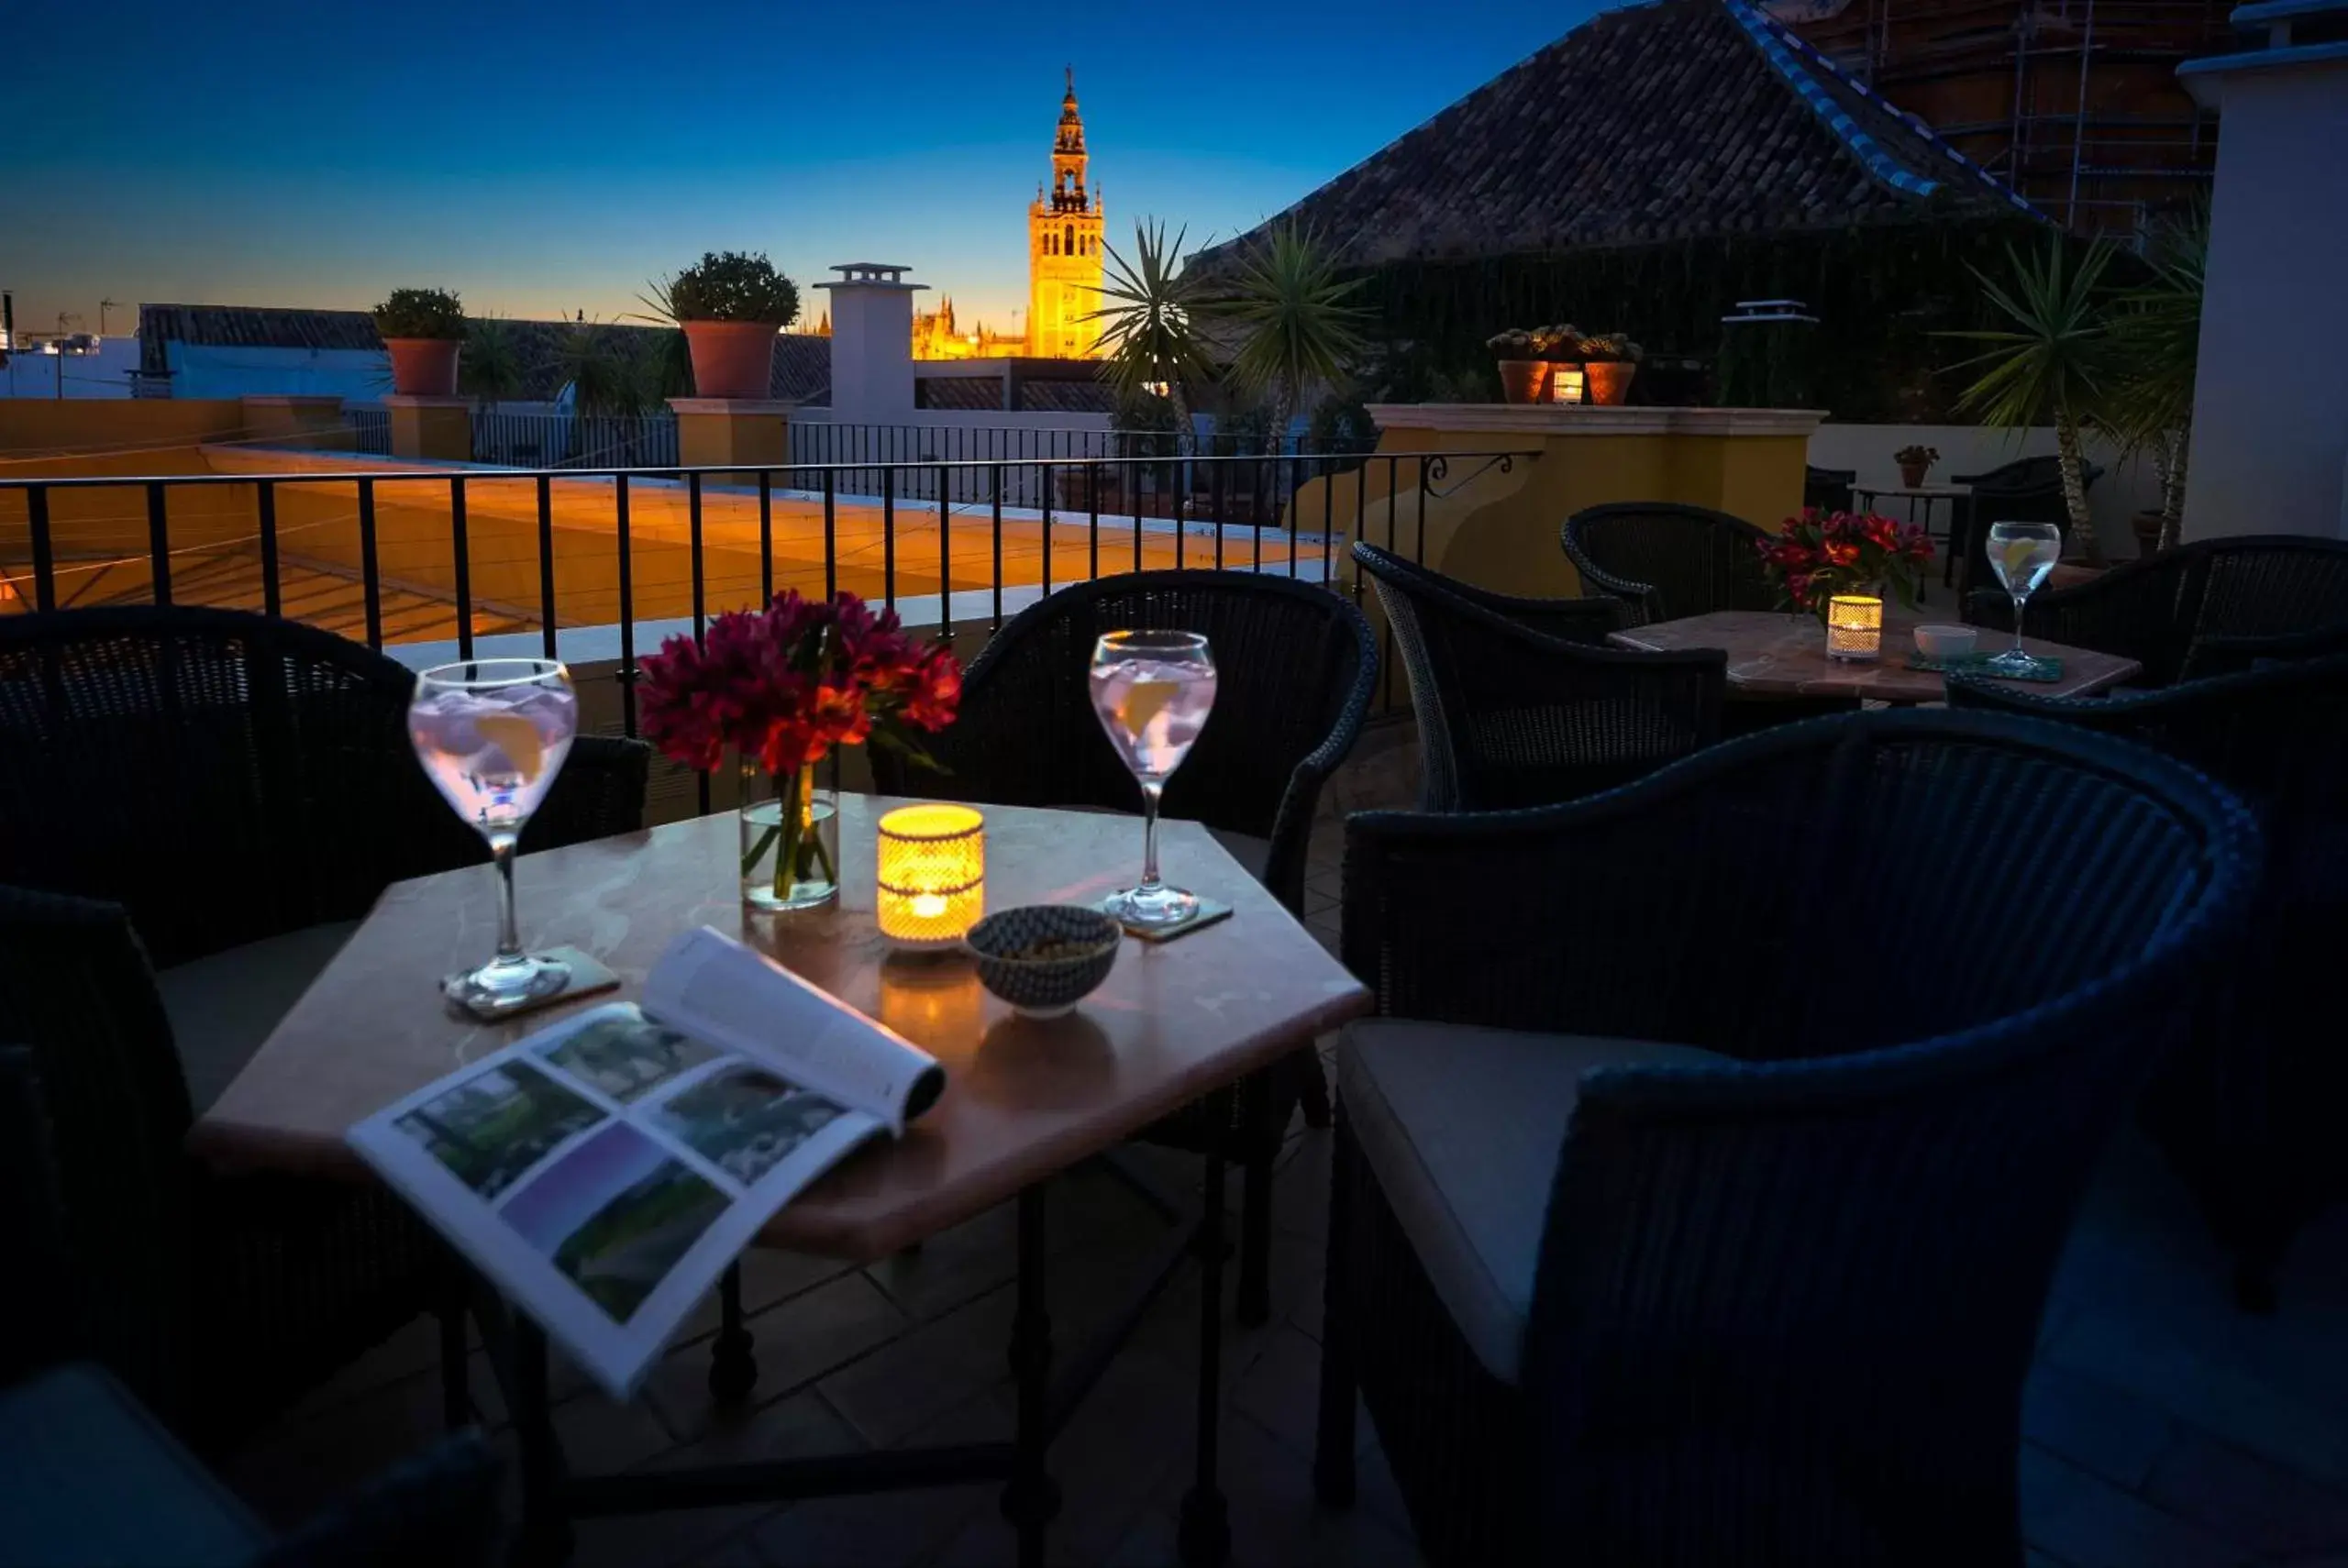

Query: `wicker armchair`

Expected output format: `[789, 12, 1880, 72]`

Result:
[1948, 455, 2102, 593]
[869, 569, 1377, 1318]
[1948, 654, 2348, 1308]
[1315, 709, 2258, 1566]
[1353, 541, 1722, 811]
[1558, 502, 1777, 628]
[1966, 534, 2348, 688]
[0, 606, 651, 1448]
[1804, 465, 1856, 515]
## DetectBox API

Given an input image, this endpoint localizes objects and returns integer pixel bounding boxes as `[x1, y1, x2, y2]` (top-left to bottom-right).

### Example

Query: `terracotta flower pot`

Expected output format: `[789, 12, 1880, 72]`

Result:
[383, 338, 461, 398]
[1496, 359, 1551, 404]
[1899, 461, 1931, 488]
[682, 320, 780, 400]
[1585, 360, 1636, 406]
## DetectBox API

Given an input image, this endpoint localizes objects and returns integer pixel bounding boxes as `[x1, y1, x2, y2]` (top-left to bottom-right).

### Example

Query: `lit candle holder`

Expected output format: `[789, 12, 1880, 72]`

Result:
[1825, 594, 1884, 662]
[876, 804, 985, 950]
[1549, 366, 1586, 404]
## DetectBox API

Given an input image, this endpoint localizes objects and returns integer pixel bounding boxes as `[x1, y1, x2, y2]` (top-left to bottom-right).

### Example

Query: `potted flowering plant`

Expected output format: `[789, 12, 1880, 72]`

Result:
[1895, 443, 1941, 488]
[637, 591, 960, 911]
[373, 287, 467, 397]
[1756, 508, 1935, 627]
[643, 251, 802, 400]
[1576, 332, 1644, 405]
[1487, 326, 1573, 404]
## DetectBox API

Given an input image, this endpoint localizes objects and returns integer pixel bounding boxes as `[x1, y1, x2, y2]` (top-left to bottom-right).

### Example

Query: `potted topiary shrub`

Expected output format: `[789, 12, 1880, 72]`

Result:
[1488, 327, 1559, 404]
[1578, 332, 1643, 405]
[373, 288, 467, 397]
[1895, 443, 1940, 488]
[651, 251, 800, 400]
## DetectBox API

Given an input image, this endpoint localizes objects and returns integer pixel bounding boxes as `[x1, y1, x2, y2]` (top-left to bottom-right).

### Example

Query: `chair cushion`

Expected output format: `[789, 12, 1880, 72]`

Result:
[1336, 1019, 1727, 1385]
[0, 1362, 268, 1565]
[159, 922, 360, 1115]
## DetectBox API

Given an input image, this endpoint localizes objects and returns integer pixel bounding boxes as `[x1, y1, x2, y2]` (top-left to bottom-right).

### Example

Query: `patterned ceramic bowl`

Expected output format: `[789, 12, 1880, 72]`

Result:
[965, 905, 1122, 1018]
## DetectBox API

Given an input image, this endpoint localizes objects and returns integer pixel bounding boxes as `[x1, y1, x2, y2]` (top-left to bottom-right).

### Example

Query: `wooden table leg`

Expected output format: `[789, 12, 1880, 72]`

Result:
[512, 1315, 572, 1567]
[709, 1261, 758, 1404]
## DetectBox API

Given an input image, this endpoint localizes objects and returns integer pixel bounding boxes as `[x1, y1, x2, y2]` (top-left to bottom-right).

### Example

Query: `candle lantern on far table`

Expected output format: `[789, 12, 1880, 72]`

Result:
[1825, 595, 1885, 662]
[876, 804, 986, 950]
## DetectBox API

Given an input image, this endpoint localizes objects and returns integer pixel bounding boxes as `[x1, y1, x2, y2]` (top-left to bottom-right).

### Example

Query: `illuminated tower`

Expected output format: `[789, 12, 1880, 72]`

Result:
[1026, 67, 1103, 359]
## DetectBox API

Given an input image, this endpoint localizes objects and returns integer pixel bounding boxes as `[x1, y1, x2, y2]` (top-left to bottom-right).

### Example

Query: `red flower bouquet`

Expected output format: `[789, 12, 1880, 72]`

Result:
[637, 591, 961, 906]
[1757, 509, 1935, 624]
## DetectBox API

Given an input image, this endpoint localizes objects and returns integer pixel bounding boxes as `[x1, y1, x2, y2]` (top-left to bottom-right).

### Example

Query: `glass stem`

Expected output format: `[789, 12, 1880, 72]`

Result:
[493, 837, 522, 965]
[1140, 780, 1164, 892]
[2011, 592, 2030, 657]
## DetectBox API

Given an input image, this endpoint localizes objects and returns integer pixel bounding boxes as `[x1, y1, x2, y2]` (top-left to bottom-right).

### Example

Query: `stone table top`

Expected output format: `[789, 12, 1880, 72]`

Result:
[1610, 609, 2142, 702]
[193, 796, 1370, 1262]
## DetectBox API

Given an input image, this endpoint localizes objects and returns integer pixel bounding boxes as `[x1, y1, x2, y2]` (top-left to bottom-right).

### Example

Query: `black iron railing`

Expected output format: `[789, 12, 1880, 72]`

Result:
[0, 447, 1532, 722]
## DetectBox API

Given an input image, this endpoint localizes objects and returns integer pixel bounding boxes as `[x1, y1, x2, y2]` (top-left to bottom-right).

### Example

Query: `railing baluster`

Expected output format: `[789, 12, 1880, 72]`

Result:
[689, 472, 709, 816]
[357, 479, 379, 647]
[882, 466, 896, 613]
[616, 475, 637, 737]
[258, 482, 281, 617]
[991, 464, 1005, 635]
[759, 471, 774, 604]
[537, 475, 557, 659]
[824, 469, 837, 601]
[450, 477, 474, 660]
[1212, 459, 1226, 570]
[938, 464, 952, 638]
[1321, 453, 1335, 589]
[146, 480, 172, 608]
[1040, 466, 1053, 599]
[1088, 459, 1100, 582]
[28, 487, 56, 613]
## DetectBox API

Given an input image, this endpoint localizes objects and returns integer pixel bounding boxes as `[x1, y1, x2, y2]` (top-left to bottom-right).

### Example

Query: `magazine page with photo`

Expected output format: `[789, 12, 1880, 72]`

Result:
[346, 927, 944, 1399]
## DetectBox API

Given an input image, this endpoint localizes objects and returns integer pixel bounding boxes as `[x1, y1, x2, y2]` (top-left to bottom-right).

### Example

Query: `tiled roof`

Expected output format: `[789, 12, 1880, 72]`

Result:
[1195, 0, 2029, 271]
[137, 305, 831, 404]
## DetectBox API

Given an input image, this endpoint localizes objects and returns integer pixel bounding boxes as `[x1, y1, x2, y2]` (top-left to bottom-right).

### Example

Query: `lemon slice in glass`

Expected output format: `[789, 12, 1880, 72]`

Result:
[476, 713, 546, 783]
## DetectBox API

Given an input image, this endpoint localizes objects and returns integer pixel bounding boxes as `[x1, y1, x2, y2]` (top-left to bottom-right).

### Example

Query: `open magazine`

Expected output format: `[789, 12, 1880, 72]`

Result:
[348, 926, 946, 1401]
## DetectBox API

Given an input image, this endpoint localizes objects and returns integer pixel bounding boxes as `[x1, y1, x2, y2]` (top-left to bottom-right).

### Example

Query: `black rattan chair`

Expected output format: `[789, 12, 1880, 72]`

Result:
[1314, 709, 2258, 1567]
[1804, 464, 1856, 514]
[1966, 534, 2348, 688]
[869, 569, 1377, 1320]
[1949, 454, 2102, 593]
[0, 606, 651, 1449]
[1353, 541, 1722, 811]
[1558, 501, 1777, 628]
[1948, 654, 2348, 1308]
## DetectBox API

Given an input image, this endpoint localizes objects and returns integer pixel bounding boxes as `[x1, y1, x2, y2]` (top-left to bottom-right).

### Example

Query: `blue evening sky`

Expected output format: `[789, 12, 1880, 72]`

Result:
[3, 0, 1602, 337]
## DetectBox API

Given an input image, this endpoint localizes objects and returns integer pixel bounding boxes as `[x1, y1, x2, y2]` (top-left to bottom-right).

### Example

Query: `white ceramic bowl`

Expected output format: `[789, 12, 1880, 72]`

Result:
[1914, 624, 1978, 660]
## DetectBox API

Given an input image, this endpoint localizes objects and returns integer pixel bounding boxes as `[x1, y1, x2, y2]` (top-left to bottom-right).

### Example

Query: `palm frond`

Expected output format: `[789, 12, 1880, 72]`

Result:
[1939, 236, 2117, 428]
[1086, 219, 1216, 406]
[1218, 221, 1369, 417]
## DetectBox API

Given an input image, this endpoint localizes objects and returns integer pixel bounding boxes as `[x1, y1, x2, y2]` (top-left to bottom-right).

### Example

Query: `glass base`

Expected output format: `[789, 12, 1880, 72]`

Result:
[441, 952, 571, 1016]
[1983, 646, 2039, 675]
[1104, 881, 1198, 927]
[744, 878, 840, 913]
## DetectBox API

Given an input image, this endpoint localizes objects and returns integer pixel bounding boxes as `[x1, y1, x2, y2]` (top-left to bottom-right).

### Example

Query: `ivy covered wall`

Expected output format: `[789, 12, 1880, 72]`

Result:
[1356, 214, 2084, 422]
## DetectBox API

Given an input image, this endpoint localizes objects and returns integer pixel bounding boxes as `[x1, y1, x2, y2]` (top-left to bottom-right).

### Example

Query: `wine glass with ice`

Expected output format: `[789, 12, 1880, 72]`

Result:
[1089, 630, 1218, 927]
[408, 658, 580, 1012]
[1985, 521, 2064, 674]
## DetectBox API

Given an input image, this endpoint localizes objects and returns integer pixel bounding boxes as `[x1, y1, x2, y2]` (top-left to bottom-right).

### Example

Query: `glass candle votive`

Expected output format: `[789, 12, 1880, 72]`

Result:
[1825, 595, 1885, 662]
[876, 804, 985, 950]
[1549, 366, 1586, 404]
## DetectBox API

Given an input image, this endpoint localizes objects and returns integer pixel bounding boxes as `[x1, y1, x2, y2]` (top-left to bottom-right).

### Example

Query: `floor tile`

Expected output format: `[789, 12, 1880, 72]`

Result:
[2023, 1362, 2177, 1491]
[2019, 1445, 2247, 1568]
[2142, 1429, 2348, 1557]
[643, 1272, 911, 1444]
[817, 1282, 1018, 1449]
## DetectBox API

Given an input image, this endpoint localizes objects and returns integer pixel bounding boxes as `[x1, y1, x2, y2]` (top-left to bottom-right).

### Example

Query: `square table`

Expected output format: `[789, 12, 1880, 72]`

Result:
[194, 795, 1370, 1568]
[1608, 609, 2142, 704]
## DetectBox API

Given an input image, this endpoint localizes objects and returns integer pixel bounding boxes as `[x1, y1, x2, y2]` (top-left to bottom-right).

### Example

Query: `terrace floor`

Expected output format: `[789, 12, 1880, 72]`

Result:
[217, 739, 2348, 1567]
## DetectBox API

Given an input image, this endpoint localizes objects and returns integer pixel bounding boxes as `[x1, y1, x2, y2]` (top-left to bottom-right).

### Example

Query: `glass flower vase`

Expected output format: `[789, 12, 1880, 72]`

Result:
[739, 758, 839, 911]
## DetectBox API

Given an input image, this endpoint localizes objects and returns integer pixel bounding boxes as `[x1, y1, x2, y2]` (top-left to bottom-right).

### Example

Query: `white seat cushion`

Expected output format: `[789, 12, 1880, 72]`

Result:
[157, 922, 360, 1114]
[1336, 1019, 1727, 1385]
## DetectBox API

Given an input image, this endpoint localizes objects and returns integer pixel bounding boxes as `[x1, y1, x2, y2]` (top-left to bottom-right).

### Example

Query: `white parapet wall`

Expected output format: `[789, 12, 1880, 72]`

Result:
[1806, 423, 2159, 558]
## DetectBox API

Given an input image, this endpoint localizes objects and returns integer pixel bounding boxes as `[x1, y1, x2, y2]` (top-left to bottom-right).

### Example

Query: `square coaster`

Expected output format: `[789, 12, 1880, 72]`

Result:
[442, 945, 620, 1022]
[1095, 895, 1235, 944]
[1904, 651, 2065, 683]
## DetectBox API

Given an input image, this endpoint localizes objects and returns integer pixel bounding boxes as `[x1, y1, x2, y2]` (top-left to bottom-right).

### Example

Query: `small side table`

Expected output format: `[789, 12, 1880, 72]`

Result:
[1853, 483, 1972, 590]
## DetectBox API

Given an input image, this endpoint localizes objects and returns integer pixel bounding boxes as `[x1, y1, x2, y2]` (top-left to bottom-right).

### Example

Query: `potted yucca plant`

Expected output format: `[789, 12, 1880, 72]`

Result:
[643, 251, 801, 400]
[373, 288, 467, 397]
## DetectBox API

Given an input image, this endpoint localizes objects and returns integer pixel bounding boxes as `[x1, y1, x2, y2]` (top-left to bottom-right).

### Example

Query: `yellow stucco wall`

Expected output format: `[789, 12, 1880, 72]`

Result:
[1291, 406, 1819, 603]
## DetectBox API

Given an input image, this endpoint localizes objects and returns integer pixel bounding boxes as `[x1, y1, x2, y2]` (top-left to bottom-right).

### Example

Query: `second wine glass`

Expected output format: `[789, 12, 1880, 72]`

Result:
[1089, 630, 1217, 927]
